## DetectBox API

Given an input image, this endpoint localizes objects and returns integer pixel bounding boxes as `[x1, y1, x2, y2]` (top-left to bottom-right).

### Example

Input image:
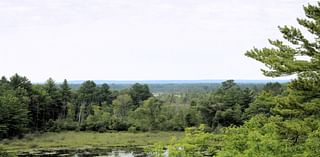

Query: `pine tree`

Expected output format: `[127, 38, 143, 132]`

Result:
[245, 2, 320, 119]
[245, 2, 320, 153]
[60, 79, 72, 118]
[44, 78, 62, 121]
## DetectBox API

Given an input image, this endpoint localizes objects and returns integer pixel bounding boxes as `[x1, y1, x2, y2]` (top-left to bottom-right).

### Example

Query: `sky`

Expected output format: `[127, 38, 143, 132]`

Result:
[0, 0, 318, 82]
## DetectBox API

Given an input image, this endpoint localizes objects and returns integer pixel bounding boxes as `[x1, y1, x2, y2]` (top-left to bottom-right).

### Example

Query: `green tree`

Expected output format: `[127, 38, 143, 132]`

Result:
[243, 2, 320, 155]
[184, 105, 201, 127]
[198, 80, 248, 128]
[262, 82, 285, 96]
[245, 91, 276, 119]
[44, 78, 63, 121]
[148, 124, 218, 157]
[84, 105, 111, 132]
[112, 94, 133, 121]
[29, 84, 49, 130]
[9, 74, 32, 96]
[78, 81, 97, 105]
[96, 83, 113, 105]
[60, 79, 72, 118]
[77, 81, 98, 124]
[0, 93, 29, 138]
[130, 97, 162, 130]
[129, 83, 153, 109]
[110, 94, 133, 130]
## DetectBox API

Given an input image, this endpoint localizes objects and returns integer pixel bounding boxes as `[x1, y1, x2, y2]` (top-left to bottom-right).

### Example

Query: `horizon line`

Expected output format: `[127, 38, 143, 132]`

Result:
[32, 79, 291, 84]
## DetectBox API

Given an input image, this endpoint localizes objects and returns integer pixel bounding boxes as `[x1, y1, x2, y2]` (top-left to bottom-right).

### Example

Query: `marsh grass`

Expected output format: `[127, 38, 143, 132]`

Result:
[0, 131, 183, 152]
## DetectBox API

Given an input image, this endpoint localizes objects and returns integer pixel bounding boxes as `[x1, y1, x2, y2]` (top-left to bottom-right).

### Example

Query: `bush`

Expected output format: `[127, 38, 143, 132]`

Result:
[128, 126, 137, 133]
[51, 119, 79, 131]
[110, 116, 128, 131]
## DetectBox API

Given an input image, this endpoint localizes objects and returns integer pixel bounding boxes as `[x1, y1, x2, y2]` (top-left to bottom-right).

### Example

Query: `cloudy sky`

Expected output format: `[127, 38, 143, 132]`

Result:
[0, 0, 317, 82]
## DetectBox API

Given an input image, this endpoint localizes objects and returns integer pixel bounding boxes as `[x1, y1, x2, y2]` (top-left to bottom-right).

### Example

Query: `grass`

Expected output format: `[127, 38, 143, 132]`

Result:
[0, 131, 183, 152]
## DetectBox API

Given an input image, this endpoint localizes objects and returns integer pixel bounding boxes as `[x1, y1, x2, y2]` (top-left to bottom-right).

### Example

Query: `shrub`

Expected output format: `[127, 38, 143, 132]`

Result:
[128, 126, 137, 133]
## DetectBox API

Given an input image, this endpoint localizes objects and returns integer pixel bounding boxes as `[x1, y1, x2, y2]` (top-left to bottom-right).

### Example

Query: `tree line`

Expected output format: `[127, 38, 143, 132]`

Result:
[0, 73, 284, 139]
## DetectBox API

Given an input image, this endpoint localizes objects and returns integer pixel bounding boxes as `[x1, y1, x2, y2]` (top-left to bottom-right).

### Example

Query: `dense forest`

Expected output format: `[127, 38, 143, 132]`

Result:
[0, 73, 281, 138]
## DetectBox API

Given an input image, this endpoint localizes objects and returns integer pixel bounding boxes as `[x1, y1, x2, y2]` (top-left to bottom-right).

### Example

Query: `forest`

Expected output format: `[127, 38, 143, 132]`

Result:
[1, 1, 320, 157]
[0, 74, 276, 137]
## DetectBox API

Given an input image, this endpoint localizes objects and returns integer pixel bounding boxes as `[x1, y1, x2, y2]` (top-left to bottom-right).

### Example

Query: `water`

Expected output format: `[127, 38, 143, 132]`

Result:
[17, 147, 150, 157]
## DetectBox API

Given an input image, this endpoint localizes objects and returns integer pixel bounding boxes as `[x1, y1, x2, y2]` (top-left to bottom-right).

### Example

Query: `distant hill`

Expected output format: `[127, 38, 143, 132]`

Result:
[67, 79, 290, 85]
[56, 80, 290, 93]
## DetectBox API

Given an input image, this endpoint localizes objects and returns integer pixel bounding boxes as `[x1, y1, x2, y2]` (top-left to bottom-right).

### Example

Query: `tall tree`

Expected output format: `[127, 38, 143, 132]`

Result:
[77, 81, 98, 123]
[262, 82, 285, 96]
[0, 76, 8, 85]
[78, 81, 97, 105]
[129, 97, 162, 131]
[0, 92, 29, 138]
[44, 78, 62, 121]
[110, 94, 133, 131]
[112, 94, 133, 121]
[60, 79, 72, 118]
[129, 83, 153, 109]
[245, 2, 320, 119]
[198, 80, 247, 128]
[29, 85, 49, 130]
[96, 83, 112, 105]
[244, 2, 320, 154]
[9, 74, 32, 95]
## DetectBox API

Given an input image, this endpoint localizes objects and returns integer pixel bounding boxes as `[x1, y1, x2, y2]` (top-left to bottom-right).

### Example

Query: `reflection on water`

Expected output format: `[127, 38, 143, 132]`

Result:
[18, 147, 150, 157]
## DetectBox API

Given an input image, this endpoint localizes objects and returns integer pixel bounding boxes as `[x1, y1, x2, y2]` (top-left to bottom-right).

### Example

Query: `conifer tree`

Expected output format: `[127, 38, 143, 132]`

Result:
[246, 2, 320, 119]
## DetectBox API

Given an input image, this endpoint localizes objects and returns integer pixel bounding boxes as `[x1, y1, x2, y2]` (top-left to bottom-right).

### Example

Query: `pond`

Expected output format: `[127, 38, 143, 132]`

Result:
[17, 147, 152, 157]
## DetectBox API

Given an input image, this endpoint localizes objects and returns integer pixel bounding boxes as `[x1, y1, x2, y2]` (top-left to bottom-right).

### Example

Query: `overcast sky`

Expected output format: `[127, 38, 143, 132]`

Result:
[0, 0, 317, 82]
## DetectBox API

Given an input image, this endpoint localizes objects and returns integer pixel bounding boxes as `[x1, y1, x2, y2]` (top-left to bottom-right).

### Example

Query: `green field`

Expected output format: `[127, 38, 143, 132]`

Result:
[0, 131, 183, 152]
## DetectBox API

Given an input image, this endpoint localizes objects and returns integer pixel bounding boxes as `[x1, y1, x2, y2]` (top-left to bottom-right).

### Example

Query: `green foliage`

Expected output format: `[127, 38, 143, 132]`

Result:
[112, 94, 133, 120]
[129, 97, 162, 131]
[78, 80, 97, 105]
[110, 116, 128, 131]
[96, 83, 113, 105]
[262, 82, 285, 96]
[245, 91, 276, 118]
[0, 73, 265, 135]
[60, 79, 72, 118]
[145, 142, 166, 157]
[128, 126, 137, 133]
[129, 83, 153, 108]
[9, 74, 32, 95]
[148, 124, 219, 157]
[51, 118, 79, 131]
[198, 80, 253, 128]
[304, 128, 320, 157]
[44, 78, 63, 121]
[158, 116, 320, 157]
[84, 105, 111, 132]
[217, 116, 291, 157]
[157, 106, 185, 131]
[0, 93, 29, 138]
[184, 106, 201, 127]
